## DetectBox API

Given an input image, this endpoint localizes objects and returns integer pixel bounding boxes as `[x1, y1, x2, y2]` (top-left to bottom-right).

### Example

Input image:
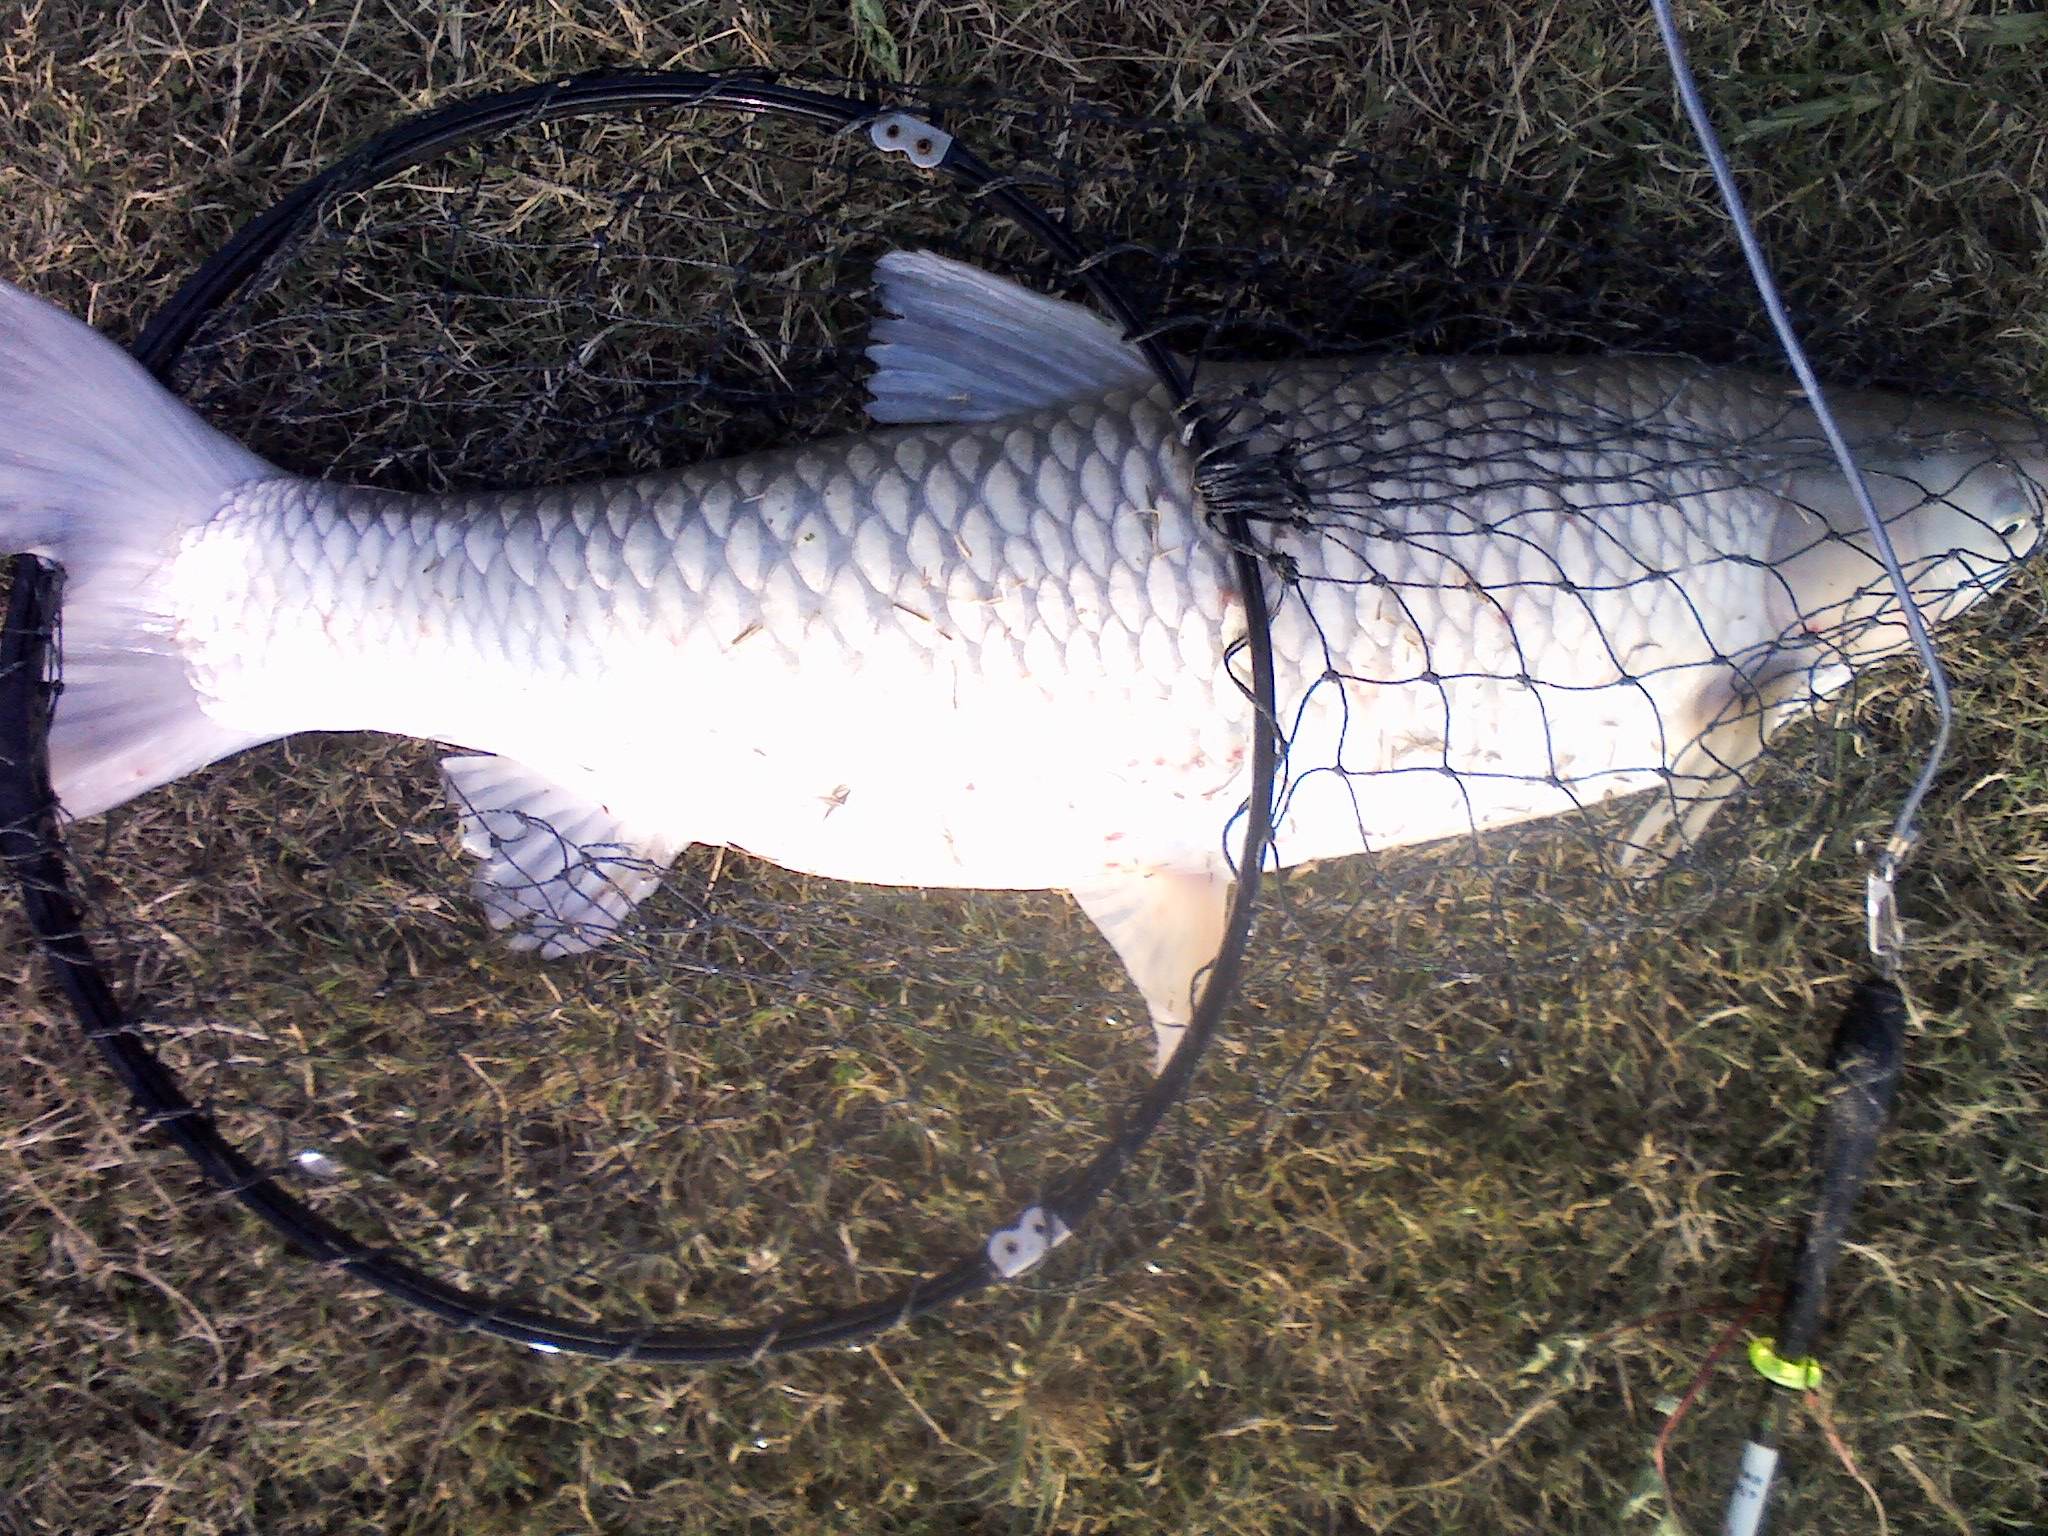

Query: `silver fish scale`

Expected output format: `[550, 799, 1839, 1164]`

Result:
[165, 353, 2040, 889]
[172, 386, 1248, 891]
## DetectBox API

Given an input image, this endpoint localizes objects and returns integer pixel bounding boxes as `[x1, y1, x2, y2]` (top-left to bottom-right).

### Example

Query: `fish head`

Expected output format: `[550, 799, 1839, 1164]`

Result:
[1878, 444, 2044, 627]
[1775, 432, 2047, 654]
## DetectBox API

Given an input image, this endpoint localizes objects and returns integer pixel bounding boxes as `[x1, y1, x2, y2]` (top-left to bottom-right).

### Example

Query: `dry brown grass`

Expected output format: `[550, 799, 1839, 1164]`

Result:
[3, 3, 2046, 1534]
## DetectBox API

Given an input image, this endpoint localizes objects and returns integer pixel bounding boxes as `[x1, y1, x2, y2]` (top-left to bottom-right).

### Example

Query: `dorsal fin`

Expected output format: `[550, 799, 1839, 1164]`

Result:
[442, 755, 675, 958]
[865, 250, 1158, 424]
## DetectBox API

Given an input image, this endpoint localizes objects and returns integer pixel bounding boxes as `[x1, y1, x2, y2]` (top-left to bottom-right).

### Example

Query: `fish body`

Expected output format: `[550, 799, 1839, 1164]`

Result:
[176, 388, 1243, 897]
[1234, 356, 2043, 861]
[2, 252, 2041, 1066]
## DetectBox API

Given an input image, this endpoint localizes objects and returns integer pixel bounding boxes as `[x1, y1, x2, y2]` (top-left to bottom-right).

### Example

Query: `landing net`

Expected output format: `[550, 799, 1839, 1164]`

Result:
[3, 71, 2041, 1356]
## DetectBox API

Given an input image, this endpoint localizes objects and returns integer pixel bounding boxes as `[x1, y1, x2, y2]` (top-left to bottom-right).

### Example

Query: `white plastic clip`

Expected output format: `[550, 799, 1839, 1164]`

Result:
[869, 112, 952, 169]
[1864, 838, 1908, 971]
[293, 1148, 346, 1180]
[986, 1205, 1071, 1279]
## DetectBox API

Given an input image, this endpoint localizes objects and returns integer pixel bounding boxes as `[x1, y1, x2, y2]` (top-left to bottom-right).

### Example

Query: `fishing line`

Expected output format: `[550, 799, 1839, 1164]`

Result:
[1647, 5, 1944, 1529]
[1649, 0, 1955, 941]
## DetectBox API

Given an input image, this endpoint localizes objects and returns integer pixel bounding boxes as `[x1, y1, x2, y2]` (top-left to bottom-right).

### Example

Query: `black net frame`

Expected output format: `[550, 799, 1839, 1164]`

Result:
[0, 69, 1286, 1361]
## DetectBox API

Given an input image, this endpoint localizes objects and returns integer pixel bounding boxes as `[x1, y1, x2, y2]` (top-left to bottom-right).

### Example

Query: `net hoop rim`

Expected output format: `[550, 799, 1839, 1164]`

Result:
[1, 66, 1282, 1361]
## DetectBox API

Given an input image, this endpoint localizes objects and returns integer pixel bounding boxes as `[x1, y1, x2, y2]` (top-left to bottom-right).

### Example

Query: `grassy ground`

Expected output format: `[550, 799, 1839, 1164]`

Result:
[3, 2, 2046, 1533]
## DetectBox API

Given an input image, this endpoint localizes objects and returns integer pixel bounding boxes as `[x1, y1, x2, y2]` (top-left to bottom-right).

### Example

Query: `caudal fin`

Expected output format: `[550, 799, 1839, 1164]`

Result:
[0, 279, 279, 816]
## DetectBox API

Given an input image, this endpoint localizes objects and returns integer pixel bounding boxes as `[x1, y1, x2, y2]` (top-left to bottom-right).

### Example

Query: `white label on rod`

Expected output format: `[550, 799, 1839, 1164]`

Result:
[1721, 1440, 1780, 1536]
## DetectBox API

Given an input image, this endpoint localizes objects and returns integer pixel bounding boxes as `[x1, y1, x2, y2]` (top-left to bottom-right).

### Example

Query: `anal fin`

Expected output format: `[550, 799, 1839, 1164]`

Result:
[1071, 867, 1234, 1075]
[442, 755, 676, 958]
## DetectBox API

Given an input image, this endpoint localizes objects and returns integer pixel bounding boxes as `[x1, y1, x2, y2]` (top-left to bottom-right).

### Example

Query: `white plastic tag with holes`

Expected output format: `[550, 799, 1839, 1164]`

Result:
[986, 1205, 1072, 1278]
[869, 112, 952, 169]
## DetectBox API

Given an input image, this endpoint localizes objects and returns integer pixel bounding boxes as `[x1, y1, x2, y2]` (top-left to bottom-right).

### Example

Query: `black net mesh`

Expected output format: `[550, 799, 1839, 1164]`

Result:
[7, 77, 2043, 1351]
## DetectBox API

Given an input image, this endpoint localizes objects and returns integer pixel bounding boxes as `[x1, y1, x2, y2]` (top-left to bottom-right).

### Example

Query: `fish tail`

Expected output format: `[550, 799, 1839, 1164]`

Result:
[0, 279, 278, 816]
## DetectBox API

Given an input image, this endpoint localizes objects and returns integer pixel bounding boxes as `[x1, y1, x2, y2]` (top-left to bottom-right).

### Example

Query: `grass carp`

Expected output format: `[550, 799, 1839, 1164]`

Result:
[2, 252, 2040, 1068]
